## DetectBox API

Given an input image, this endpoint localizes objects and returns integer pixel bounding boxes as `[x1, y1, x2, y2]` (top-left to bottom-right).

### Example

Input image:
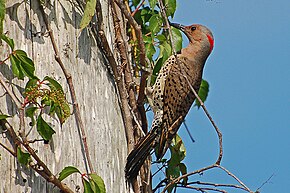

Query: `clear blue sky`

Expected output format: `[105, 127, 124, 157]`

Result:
[152, 0, 290, 192]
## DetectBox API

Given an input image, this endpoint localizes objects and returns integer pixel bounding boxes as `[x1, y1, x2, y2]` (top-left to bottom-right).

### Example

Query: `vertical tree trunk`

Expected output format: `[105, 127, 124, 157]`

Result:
[0, 0, 127, 192]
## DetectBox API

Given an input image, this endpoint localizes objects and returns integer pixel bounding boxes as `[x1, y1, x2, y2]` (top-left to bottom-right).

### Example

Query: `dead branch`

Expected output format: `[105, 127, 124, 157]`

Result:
[38, 1, 93, 174]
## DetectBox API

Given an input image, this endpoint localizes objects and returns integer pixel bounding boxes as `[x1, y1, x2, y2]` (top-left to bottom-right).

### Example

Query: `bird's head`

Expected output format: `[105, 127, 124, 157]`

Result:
[170, 22, 214, 54]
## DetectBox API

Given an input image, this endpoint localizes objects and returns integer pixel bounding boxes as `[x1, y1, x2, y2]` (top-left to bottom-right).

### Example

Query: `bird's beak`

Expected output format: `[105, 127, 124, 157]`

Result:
[169, 22, 185, 31]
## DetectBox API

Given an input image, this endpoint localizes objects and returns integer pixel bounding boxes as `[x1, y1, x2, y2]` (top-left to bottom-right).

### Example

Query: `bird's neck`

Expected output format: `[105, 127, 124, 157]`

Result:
[181, 42, 210, 63]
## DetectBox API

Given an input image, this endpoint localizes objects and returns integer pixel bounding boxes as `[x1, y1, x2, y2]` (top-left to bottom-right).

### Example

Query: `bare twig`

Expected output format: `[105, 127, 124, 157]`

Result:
[114, 0, 148, 132]
[184, 75, 223, 164]
[38, 2, 93, 174]
[217, 165, 252, 192]
[0, 120, 74, 193]
[0, 141, 16, 156]
[0, 72, 26, 140]
[183, 120, 195, 143]
[187, 181, 248, 191]
[256, 174, 274, 192]
[180, 185, 227, 193]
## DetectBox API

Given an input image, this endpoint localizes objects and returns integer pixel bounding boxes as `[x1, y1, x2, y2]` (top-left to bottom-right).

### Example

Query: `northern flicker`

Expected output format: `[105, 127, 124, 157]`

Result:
[126, 22, 214, 179]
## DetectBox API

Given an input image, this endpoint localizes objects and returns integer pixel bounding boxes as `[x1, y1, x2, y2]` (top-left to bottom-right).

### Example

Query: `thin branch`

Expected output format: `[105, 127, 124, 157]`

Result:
[187, 181, 248, 191]
[217, 165, 252, 192]
[179, 185, 227, 193]
[0, 120, 74, 193]
[184, 75, 223, 164]
[38, 2, 93, 174]
[256, 174, 274, 192]
[161, 165, 216, 193]
[0, 141, 16, 156]
[0, 72, 26, 140]
[114, 0, 148, 132]
[183, 120, 195, 143]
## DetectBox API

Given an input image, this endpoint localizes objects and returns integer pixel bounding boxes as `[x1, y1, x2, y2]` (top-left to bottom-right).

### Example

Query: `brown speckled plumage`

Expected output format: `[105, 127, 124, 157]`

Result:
[126, 23, 214, 179]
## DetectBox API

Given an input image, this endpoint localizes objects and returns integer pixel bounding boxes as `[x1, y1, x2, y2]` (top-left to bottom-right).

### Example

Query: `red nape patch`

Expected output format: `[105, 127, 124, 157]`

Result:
[206, 34, 214, 52]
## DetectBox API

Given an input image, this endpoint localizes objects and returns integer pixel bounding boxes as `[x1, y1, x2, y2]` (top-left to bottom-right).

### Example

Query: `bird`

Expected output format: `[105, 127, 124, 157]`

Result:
[125, 22, 214, 180]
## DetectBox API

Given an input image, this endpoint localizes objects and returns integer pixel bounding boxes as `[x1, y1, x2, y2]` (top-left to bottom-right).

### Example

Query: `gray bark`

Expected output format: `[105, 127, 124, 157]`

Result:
[0, 0, 127, 192]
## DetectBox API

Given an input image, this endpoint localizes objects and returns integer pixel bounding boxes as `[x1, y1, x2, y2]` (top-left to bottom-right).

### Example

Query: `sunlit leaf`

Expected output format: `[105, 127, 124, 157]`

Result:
[80, 0, 96, 30]
[58, 166, 81, 181]
[83, 178, 94, 193]
[36, 115, 56, 140]
[17, 147, 31, 166]
[148, 14, 162, 34]
[0, 34, 14, 50]
[14, 50, 36, 79]
[164, 0, 176, 17]
[24, 78, 38, 94]
[90, 173, 106, 193]
[195, 79, 209, 108]
[10, 54, 24, 80]
[0, 0, 5, 35]
[44, 76, 64, 93]
[149, 0, 157, 9]
[171, 27, 183, 53]
[0, 114, 11, 120]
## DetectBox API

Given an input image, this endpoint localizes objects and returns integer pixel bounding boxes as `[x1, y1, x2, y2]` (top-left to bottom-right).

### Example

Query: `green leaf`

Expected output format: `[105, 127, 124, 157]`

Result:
[149, 0, 157, 10]
[24, 78, 38, 93]
[0, 114, 11, 120]
[0, 34, 14, 50]
[79, 0, 96, 30]
[14, 50, 36, 79]
[90, 173, 106, 193]
[156, 34, 166, 42]
[83, 178, 94, 193]
[164, 0, 176, 18]
[132, 0, 141, 7]
[10, 54, 24, 80]
[25, 106, 38, 126]
[145, 43, 156, 61]
[58, 166, 81, 181]
[179, 163, 188, 185]
[36, 115, 56, 140]
[151, 41, 171, 84]
[17, 147, 31, 166]
[44, 76, 64, 93]
[171, 27, 183, 53]
[195, 79, 209, 108]
[140, 7, 151, 24]
[0, 0, 5, 35]
[148, 14, 162, 34]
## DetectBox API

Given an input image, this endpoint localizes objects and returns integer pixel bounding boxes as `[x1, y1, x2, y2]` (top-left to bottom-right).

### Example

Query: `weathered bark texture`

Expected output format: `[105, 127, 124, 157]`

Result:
[0, 1, 127, 192]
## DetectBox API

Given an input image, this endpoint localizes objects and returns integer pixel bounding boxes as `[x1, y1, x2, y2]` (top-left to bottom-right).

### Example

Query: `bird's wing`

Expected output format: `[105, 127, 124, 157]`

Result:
[157, 56, 201, 159]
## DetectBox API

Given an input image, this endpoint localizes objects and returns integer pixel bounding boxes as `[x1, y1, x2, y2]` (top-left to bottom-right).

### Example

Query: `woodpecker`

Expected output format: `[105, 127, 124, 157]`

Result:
[126, 22, 214, 179]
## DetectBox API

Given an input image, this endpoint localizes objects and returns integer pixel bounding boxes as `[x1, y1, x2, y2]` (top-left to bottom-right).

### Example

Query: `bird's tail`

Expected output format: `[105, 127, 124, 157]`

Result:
[125, 127, 158, 179]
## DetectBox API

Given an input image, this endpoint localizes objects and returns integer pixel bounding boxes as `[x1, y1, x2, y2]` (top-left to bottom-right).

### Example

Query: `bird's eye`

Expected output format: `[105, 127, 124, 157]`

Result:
[191, 26, 196, 31]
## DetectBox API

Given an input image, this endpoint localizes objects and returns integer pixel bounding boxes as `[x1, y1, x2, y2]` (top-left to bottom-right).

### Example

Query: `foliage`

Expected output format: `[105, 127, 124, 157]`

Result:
[58, 166, 106, 193]
[0, 0, 5, 35]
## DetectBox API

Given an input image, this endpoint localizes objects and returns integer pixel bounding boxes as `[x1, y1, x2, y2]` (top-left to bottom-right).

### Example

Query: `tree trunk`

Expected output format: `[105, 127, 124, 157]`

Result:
[0, 0, 127, 192]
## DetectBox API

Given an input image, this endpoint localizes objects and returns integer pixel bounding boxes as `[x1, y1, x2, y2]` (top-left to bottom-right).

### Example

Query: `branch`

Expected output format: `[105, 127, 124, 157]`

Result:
[217, 165, 252, 192]
[0, 72, 26, 141]
[187, 181, 248, 191]
[114, 0, 148, 132]
[179, 185, 227, 193]
[0, 120, 74, 193]
[38, 2, 93, 174]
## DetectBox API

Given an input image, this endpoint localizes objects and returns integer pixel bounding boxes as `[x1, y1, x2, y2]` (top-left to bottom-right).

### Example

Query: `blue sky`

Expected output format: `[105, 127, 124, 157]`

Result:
[152, 0, 290, 192]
